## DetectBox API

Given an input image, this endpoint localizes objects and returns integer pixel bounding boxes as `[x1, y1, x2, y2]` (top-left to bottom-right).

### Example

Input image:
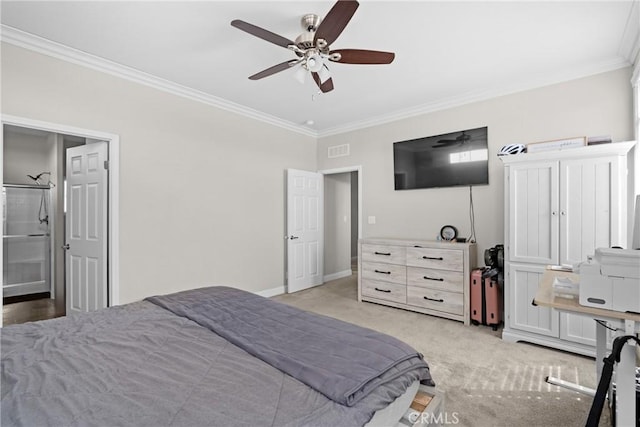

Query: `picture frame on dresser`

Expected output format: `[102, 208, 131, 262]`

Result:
[358, 238, 476, 325]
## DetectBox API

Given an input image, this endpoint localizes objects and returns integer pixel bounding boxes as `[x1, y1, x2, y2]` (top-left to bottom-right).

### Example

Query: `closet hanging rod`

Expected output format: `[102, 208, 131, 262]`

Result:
[3, 183, 51, 190]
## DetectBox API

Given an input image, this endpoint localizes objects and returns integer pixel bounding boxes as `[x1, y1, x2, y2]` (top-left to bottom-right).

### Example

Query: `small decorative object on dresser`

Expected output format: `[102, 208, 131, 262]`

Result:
[439, 225, 458, 241]
[358, 238, 476, 324]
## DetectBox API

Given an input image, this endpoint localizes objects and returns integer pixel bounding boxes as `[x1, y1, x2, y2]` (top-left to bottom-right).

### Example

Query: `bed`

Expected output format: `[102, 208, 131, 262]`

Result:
[1, 286, 434, 426]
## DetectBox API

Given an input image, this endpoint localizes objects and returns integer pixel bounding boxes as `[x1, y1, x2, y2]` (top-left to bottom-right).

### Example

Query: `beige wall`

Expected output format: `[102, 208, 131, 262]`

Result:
[2, 44, 317, 303]
[317, 68, 635, 265]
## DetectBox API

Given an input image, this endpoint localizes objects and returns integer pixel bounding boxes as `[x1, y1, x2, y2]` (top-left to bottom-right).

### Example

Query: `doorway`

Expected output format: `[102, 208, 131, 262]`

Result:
[321, 166, 361, 283]
[1, 115, 120, 326]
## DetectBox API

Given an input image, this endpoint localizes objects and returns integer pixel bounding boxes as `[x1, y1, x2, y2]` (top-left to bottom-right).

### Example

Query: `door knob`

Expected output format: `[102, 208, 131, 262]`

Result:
[62, 244, 70, 250]
[289, 236, 299, 240]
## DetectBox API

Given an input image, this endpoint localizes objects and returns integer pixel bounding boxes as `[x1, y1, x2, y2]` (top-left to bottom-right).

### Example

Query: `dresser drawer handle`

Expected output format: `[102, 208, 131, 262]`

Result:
[423, 276, 444, 282]
[423, 296, 444, 303]
[375, 287, 391, 293]
[374, 251, 391, 256]
[422, 256, 443, 260]
[374, 269, 391, 275]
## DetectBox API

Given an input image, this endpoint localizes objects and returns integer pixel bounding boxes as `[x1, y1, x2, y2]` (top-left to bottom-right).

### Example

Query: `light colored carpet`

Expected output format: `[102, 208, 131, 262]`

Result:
[273, 275, 610, 427]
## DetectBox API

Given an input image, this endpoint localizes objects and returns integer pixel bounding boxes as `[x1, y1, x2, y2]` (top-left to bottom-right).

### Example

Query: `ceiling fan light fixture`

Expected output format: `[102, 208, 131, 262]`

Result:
[317, 65, 331, 83]
[306, 53, 324, 72]
[294, 65, 308, 84]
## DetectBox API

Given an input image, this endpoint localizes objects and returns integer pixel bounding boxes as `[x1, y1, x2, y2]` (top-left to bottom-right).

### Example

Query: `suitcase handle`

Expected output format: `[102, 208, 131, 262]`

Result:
[423, 296, 444, 303]
[374, 287, 391, 293]
[374, 251, 391, 256]
[422, 256, 443, 261]
[374, 269, 391, 275]
[423, 276, 444, 282]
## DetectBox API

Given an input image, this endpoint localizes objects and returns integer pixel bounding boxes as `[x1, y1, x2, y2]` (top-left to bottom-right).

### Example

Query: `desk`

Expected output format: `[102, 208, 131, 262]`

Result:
[533, 270, 639, 426]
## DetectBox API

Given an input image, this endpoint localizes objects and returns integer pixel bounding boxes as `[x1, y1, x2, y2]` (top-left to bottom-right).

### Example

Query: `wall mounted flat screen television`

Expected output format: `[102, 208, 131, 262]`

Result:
[393, 126, 489, 190]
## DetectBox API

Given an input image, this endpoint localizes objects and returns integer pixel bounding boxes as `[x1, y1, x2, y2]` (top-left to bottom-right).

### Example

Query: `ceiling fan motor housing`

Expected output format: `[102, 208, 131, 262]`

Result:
[295, 14, 327, 50]
[295, 31, 315, 49]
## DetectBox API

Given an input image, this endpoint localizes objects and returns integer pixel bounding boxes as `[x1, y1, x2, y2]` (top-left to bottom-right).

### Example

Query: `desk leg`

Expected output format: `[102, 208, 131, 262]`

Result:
[545, 319, 607, 397]
[595, 320, 607, 380]
[545, 376, 596, 396]
[614, 320, 637, 427]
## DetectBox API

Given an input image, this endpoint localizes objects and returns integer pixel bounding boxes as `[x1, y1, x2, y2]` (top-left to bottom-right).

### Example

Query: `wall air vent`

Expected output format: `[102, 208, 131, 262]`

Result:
[327, 144, 350, 158]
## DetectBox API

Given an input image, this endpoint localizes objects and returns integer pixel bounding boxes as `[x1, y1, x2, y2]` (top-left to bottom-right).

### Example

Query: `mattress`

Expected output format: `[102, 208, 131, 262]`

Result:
[2, 287, 432, 426]
[366, 380, 420, 427]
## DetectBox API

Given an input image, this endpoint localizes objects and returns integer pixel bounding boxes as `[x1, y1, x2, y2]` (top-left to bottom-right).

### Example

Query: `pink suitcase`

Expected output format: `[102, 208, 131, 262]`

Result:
[483, 276, 502, 330]
[470, 269, 484, 325]
[470, 268, 502, 330]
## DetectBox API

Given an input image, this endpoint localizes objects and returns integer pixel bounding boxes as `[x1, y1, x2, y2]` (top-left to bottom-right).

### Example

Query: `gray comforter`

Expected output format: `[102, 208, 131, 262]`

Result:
[2, 287, 432, 426]
[147, 286, 433, 407]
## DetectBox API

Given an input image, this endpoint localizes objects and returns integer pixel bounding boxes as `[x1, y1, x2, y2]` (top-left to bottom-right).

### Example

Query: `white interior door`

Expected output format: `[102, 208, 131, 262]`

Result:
[287, 169, 323, 293]
[65, 142, 108, 314]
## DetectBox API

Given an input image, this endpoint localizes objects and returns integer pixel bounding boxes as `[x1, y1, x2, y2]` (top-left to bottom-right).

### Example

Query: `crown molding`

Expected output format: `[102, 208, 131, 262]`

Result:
[620, 0, 640, 66]
[317, 57, 631, 138]
[0, 25, 317, 138]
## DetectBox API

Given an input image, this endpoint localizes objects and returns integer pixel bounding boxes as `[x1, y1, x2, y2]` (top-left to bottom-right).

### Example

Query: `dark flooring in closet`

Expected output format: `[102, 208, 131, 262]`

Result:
[3, 293, 65, 326]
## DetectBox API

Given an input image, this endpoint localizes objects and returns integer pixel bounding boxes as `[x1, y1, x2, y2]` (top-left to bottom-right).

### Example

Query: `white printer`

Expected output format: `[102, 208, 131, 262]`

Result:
[577, 248, 640, 313]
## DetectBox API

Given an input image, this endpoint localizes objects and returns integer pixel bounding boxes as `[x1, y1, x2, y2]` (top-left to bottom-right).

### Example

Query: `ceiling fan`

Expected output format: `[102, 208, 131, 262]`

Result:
[230, 0, 395, 93]
[433, 132, 472, 148]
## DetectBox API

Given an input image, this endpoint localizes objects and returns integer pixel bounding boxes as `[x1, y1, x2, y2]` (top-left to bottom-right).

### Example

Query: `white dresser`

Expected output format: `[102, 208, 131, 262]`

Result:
[358, 238, 476, 325]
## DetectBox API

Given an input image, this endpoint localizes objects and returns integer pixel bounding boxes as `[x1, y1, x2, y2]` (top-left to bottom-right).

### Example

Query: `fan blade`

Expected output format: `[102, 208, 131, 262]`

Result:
[433, 140, 457, 148]
[314, 0, 359, 46]
[312, 72, 334, 93]
[231, 20, 295, 49]
[249, 60, 299, 80]
[330, 49, 395, 64]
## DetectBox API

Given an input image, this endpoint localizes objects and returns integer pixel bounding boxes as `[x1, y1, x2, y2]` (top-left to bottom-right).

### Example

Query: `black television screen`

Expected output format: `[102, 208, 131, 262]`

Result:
[393, 126, 489, 190]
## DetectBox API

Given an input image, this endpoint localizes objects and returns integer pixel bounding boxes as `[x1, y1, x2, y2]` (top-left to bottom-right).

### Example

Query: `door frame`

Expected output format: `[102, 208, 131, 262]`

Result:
[1, 114, 120, 325]
[319, 165, 363, 280]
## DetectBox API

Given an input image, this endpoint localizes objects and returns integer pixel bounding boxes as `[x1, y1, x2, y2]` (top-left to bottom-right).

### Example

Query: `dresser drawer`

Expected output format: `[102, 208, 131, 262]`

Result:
[407, 286, 463, 315]
[361, 261, 406, 285]
[361, 244, 406, 265]
[406, 247, 463, 271]
[362, 279, 407, 304]
[407, 267, 464, 292]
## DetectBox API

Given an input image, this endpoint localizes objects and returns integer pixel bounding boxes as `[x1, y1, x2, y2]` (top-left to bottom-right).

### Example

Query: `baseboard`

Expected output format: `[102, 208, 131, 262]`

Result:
[502, 328, 596, 358]
[323, 269, 353, 282]
[255, 286, 285, 298]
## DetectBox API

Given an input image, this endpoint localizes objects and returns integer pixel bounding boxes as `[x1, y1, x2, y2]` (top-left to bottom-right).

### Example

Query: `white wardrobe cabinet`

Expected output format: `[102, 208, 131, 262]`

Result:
[501, 141, 634, 356]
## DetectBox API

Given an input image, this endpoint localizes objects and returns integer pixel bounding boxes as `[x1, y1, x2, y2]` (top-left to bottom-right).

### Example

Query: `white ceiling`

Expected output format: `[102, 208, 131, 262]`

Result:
[1, 1, 638, 137]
